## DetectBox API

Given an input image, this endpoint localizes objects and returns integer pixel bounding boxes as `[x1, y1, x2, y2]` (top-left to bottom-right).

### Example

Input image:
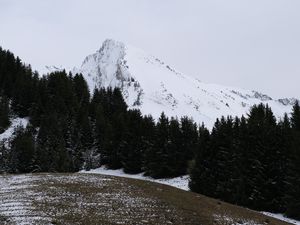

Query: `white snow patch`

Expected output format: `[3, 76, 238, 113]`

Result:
[262, 212, 300, 225]
[213, 214, 262, 225]
[0, 117, 29, 146]
[80, 166, 190, 191]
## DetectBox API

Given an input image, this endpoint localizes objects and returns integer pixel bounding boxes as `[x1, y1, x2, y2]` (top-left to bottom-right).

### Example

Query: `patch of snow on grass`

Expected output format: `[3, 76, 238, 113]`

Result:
[214, 214, 262, 225]
[80, 166, 190, 191]
[0, 175, 51, 224]
[262, 212, 300, 225]
[81, 167, 300, 225]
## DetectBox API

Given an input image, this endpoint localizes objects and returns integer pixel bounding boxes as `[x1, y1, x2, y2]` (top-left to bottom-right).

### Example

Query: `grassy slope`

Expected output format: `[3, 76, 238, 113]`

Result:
[0, 173, 292, 225]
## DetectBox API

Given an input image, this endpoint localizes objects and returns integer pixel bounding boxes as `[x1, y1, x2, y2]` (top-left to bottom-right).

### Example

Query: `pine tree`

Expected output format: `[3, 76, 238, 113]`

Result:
[245, 104, 281, 210]
[72, 74, 92, 170]
[291, 101, 300, 130]
[189, 124, 212, 194]
[286, 101, 300, 219]
[36, 113, 73, 172]
[168, 117, 185, 176]
[180, 116, 198, 165]
[144, 112, 170, 178]
[105, 113, 126, 169]
[0, 142, 9, 172]
[231, 116, 247, 205]
[72, 73, 90, 106]
[277, 114, 292, 211]
[262, 111, 286, 212]
[0, 48, 36, 118]
[203, 116, 238, 202]
[0, 95, 10, 133]
[92, 102, 108, 167]
[121, 109, 144, 174]
[140, 115, 156, 171]
[89, 87, 129, 170]
[9, 126, 35, 173]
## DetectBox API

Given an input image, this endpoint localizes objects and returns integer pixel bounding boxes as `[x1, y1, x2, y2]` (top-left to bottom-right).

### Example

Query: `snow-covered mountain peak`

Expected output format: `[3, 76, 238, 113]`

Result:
[97, 39, 125, 54]
[76, 39, 131, 93]
[74, 39, 297, 128]
[85, 39, 126, 67]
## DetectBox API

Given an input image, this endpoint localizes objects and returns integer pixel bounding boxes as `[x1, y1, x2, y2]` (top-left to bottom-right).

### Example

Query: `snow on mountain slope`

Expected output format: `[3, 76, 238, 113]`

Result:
[74, 39, 297, 128]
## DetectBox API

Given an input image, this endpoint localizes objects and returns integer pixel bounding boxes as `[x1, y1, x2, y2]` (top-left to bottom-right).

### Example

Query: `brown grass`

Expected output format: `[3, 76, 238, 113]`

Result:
[0, 173, 293, 225]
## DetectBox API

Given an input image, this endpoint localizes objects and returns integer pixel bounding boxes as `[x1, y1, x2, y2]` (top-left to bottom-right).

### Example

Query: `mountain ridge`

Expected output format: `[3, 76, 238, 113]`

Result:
[48, 39, 297, 128]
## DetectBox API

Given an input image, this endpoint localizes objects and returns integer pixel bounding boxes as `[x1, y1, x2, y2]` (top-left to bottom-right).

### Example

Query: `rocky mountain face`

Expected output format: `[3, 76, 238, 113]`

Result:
[73, 39, 296, 128]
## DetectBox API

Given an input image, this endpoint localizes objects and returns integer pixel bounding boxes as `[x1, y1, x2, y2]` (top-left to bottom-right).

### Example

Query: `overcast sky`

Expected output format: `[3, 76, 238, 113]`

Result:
[1, 0, 300, 98]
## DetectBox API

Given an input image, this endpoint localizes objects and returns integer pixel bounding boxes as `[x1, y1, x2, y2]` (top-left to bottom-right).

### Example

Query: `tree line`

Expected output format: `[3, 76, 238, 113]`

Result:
[190, 103, 300, 219]
[0, 47, 198, 177]
[0, 47, 299, 219]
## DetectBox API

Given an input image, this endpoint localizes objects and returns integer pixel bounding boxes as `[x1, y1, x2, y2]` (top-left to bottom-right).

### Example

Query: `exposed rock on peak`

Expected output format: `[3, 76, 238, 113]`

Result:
[74, 39, 297, 128]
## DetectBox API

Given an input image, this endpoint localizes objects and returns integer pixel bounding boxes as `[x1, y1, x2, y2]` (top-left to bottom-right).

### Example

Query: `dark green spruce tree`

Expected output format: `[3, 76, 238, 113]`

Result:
[141, 115, 156, 172]
[144, 112, 170, 178]
[286, 101, 300, 219]
[168, 117, 185, 177]
[0, 95, 10, 133]
[120, 109, 144, 174]
[9, 126, 35, 173]
[180, 116, 198, 167]
[212, 116, 237, 203]
[189, 123, 211, 194]
[245, 104, 283, 211]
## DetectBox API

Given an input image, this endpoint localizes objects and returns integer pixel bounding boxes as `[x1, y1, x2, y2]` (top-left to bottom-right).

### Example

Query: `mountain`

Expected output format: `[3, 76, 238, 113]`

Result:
[73, 39, 296, 128]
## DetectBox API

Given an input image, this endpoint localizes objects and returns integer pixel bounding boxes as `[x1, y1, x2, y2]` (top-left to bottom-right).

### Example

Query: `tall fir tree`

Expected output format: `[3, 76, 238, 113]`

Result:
[141, 115, 156, 172]
[9, 126, 35, 173]
[120, 109, 144, 174]
[245, 104, 278, 210]
[0, 95, 10, 133]
[168, 117, 185, 176]
[180, 116, 198, 165]
[35, 113, 73, 172]
[189, 123, 212, 194]
[286, 101, 300, 219]
[144, 112, 170, 178]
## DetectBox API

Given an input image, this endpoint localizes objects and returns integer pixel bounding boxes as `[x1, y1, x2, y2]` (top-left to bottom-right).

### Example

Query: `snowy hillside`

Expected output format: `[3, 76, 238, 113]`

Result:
[80, 167, 300, 225]
[73, 39, 296, 128]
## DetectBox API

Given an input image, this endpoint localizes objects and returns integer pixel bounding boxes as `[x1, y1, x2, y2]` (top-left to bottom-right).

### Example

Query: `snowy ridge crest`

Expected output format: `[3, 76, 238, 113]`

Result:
[73, 39, 296, 128]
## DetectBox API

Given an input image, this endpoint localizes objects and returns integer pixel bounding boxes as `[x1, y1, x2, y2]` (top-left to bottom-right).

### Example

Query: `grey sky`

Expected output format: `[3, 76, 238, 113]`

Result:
[1, 0, 300, 99]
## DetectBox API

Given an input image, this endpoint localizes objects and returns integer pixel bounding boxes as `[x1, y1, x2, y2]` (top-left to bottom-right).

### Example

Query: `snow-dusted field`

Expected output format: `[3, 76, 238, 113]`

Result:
[0, 174, 177, 225]
[0, 175, 50, 224]
[81, 167, 300, 225]
[0, 173, 291, 225]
